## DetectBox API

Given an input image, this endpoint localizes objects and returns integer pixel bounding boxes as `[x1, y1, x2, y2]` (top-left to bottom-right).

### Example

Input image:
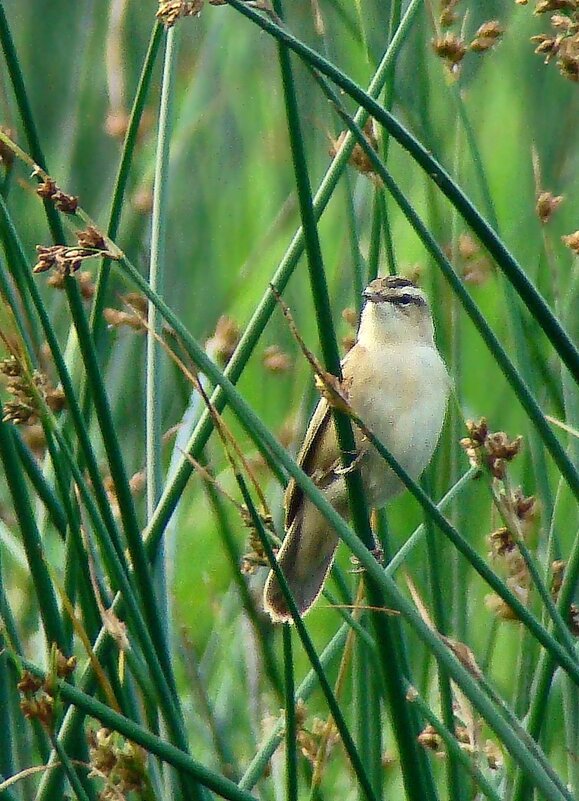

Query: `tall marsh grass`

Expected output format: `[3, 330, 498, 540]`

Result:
[0, 1, 578, 800]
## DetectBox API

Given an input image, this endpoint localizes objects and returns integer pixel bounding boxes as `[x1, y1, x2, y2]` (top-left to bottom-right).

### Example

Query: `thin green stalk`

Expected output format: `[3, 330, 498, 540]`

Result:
[240, 627, 349, 790]
[283, 626, 298, 801]
[91, 22, 164, 341]
[319, 87, 579, 501]
[147, 25, 177, 522]
[236, 473, 378, 801]
[0, 3, 65, 245]
[405, 683, 503, 801]
[343, 170, 365, 308]
[224, 0, 579, 384]
[422, 473, 465, 801]
[7, 654, 256, 801]
[63, 279, 179, 697]
[272, 9, 433, 797]
[104, 267, 574, 798]
[0, 420, 67, 652]
[145, 37, 178, 798]
[0, 548, 14, 786]
[145, 0, 424, 551]
[113, 248, 579, 687]
[12, 429, 67, 538]
[49, 735, 92, 801]
[202, 477, 283, 699]
[0, 196, 130, 578]
[366, 190, 382, 282]
[354, 626, 372, 801]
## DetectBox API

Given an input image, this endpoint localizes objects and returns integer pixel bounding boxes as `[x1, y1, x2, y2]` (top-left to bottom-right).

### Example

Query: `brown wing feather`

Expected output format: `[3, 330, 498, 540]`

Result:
[284, 345, 363, 527]
[285, 398, 335, 527]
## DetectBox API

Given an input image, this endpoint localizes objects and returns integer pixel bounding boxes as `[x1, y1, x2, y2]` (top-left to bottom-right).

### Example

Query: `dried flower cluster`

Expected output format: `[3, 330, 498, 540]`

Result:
[240, 510, 275, 575]
[47, 269, 95, 299]
[262, 344, 293, 373]
[529, 1, 579, 82]
[445, 233, 493, 285]
[205, 315, 241, 364]
[34, 226, 116, 276]
[156, 0, 203, 26]
[562, 230, 579, 254]
[293, 701, 340, 768]
[1, 356, 65, 425]
[418, 723, 503, 770]
[485, 487, 538, 621]
[103, 471, 145, 521]
[549, 560, 579, 635]
[88, 728, 149, 801]
[433, 2, 504, 72]
[35, 175, 78, 214]
[460, 418, 523, 479]
[550, 558, 566, 598]
[329, 120, 380, 178]
[104, 293, 149, 333]
[18, 650, 76, 730]
[536, 190, 564, 223]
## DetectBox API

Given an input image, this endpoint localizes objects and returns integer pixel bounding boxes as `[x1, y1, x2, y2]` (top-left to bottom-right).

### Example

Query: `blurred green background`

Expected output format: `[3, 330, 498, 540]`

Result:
[1, 0, 578, 798]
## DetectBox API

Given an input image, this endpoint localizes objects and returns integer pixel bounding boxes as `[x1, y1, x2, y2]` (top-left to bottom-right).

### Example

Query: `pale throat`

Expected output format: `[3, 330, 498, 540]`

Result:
[357, 301, 435, 350]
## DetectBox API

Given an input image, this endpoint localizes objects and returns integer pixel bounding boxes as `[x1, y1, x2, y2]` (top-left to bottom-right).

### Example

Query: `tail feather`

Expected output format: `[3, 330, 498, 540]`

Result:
[263, 504, 339, 623]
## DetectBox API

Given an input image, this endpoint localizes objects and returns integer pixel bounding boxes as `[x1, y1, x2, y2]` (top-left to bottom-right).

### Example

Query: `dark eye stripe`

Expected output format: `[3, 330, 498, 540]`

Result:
[388, 293, 426, 307]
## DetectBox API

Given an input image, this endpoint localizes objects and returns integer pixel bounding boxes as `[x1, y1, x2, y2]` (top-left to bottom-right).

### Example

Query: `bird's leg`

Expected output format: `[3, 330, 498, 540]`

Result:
[333, 442, 369, 476]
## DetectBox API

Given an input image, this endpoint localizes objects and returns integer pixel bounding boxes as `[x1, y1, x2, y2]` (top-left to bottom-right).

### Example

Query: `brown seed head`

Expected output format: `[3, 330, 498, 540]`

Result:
[511, 487, 538, 524]
[262, 344, 293, 374]
[562, 231, 579, 254]
[36, 176, 78, 213]
[205, 315, 240, 365]
[551, 559, 566, 599]
[157, 0, 204, 26]
[55, 651, 77, 678]
[329, 119, 379, 176]
[470, 20, 504, 52]
[432, 32, 467, 66]
[488, 526, 516, 558]
[536, 191, 564, 223]
[17, 671, 43, 694]
[535, 0, 577, 12]
[76, 225, 107, 251]
[417, 725, 443, 753]
[485, 740, 503, 770]
[532, 34, 560, 60]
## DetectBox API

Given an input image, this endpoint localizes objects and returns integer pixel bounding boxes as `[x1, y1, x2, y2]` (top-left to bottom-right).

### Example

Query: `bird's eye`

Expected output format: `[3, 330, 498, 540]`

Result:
[396, 294, 415, 306]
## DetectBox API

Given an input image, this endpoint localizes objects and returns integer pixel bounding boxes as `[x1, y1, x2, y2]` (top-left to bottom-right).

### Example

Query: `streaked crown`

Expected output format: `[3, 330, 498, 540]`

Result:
[362, 276, 427, 308]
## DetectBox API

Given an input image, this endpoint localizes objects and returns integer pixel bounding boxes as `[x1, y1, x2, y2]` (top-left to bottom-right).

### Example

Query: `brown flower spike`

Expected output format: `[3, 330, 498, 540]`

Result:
[460, 418, 522, 479]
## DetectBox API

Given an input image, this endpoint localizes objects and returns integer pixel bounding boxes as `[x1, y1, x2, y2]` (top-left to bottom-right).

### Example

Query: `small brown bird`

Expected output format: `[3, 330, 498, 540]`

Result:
[263, 275, 449, 623]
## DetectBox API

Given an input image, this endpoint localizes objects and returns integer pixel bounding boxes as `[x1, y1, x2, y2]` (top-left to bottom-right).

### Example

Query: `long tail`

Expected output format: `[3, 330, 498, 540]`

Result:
[263, 503, 339, 623]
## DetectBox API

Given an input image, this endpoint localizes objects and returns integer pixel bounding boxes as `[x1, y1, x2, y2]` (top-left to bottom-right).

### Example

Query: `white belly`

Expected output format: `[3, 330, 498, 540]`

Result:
[347, 344, 449, 508]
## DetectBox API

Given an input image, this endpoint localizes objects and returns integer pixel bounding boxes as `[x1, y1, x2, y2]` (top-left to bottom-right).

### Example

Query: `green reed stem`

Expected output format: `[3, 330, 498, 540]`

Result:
[223, 0, 579, 385]
[283, 625, 298, 801]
